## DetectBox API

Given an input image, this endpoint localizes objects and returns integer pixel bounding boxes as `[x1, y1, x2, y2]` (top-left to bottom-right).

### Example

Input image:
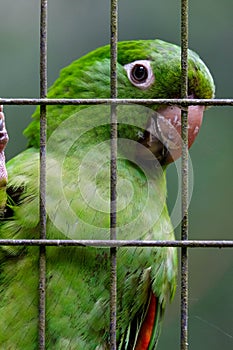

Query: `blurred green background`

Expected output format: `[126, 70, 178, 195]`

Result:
[0, 0, 232, 349]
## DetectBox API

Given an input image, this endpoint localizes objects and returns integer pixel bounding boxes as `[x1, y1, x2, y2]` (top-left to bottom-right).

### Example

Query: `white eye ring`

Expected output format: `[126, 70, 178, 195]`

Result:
[124, 60, 155, 90]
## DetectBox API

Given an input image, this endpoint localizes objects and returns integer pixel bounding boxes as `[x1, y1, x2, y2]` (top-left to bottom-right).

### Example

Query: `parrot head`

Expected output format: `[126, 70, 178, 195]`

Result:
[117, 40, 215, 164]
[25, 39, 215, 166]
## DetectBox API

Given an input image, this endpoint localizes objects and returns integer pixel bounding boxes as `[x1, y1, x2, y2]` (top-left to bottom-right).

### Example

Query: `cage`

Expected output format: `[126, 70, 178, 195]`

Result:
[0, 1, 232, 349]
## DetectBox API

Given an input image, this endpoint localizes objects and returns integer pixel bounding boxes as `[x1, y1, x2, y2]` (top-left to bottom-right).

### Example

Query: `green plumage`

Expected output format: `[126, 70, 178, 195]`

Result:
[0, 39, 214, 349]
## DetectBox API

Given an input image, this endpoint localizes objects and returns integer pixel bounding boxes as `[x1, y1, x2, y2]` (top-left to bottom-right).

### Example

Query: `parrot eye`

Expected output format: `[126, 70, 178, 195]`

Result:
[131, 65, 148, 82]
[124, 60, 155, 89]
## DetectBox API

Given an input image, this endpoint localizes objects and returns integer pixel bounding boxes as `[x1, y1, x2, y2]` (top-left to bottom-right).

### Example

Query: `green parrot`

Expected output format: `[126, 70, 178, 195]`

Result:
[0, 39, 214, 349]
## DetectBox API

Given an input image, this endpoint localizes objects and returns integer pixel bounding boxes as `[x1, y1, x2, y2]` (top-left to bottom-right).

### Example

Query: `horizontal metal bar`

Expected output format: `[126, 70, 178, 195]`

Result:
[0, 239, 232, 248]
[1, 98, 233, 106]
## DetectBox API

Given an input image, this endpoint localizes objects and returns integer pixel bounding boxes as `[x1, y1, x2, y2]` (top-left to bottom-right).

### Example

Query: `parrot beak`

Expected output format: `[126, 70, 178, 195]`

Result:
[156, 104, 204, 164]
[137, 104, 204, 166]
[0, 105, 9, 187]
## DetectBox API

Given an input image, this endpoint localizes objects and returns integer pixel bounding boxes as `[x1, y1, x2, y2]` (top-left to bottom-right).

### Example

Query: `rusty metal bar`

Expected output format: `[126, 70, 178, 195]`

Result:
[0, 239, 232, 248]
[39, 0, 48, 349]
[1, 97, 233, 106]
[180, 0, 189, 349]
[110, 0, 118, 349]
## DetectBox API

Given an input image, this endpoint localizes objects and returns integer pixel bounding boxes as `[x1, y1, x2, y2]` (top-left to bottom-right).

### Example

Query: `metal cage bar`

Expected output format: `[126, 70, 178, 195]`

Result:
[0, 1, 232, 349]
[38, 1, 48, 349]
[109, 1, 118, 348]
[180, 1, 189, 349]
[0, 239, 232, 248]
[1, 97, 233, 106]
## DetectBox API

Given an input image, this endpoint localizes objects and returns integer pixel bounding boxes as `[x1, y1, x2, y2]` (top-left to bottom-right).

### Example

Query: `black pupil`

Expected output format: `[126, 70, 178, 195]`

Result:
[132, 65, 148, 82]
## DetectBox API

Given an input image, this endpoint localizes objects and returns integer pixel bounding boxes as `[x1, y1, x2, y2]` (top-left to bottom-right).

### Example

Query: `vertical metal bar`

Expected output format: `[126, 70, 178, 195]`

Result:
[39, 1, 47, 349]
[110, 0, 118, 349]
[180, 1, 189, 350]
